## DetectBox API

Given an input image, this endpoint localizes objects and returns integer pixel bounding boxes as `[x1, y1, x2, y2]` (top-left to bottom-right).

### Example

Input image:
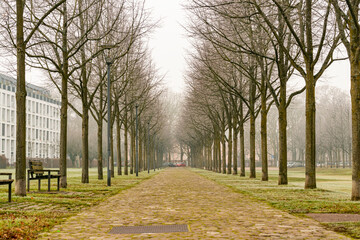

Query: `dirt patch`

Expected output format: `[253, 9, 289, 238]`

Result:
[307, 213, 360, 223]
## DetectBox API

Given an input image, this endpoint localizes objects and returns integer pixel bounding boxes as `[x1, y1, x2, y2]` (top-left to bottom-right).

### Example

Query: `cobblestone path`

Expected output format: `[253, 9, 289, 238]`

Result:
[39, 168, 349, 239]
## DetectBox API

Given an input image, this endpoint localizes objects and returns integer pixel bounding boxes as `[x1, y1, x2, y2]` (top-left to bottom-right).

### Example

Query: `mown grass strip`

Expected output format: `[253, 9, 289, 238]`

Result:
[192, 168, 359, 239]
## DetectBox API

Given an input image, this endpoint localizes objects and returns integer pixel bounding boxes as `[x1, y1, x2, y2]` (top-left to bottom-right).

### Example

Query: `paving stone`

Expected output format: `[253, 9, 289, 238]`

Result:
[38, 168, 349, 239]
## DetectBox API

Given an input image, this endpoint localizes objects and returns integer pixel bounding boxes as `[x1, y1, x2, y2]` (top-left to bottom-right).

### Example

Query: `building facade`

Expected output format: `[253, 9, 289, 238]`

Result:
[0, 73, 60, 163]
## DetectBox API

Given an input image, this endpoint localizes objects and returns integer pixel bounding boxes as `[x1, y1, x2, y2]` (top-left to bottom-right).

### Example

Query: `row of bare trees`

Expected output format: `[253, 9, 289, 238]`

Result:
[178, 0, 360, 200]
[0, 0, 169, 196]
[264, 86, 351, 169]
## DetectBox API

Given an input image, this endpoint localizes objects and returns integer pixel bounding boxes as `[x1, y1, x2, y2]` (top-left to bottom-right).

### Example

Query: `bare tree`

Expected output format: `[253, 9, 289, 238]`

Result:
[0, 0, 65, 195]
[330, 0, 360, 200]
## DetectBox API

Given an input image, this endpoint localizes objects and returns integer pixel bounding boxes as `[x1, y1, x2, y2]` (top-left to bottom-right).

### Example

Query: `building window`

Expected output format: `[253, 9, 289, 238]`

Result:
[11, 140, 14, 153]
[2, 123, 5, 136]
[11, 96, 14, 107]
[1, 139, 5, 154]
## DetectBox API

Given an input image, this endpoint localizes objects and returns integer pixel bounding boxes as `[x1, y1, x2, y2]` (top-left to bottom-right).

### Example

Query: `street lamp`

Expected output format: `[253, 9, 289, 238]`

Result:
[101, 44, 114, 187]
[135, 104, 139, 177]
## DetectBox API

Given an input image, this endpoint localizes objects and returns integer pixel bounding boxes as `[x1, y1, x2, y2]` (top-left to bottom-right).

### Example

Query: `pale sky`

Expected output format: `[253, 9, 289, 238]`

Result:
[145, 1, 351, 94]
[145, 0, 190, 93]
[1, 1, 352, 95]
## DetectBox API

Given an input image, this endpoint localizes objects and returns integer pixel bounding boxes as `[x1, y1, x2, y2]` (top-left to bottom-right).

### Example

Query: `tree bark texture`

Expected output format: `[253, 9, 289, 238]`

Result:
[249, 80, 256, 178]
[228, 122, 232, 174]
[97, 117, 103, 179]
[239, 102, 245, 177]
[124, 114, 128, 175]
[110, 122, 114, 178]
[261, 94, 268, 181]
[350, 11, 360, 199]
[305, 75, 316, 189]
[60, 0, 68, 188]
[116, 115, 122, 175]
[15, 0, 27, 196]
[81, 107, 89, 183]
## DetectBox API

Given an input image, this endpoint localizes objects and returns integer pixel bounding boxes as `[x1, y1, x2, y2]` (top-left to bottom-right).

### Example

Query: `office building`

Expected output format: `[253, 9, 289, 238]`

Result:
[0, 73, 60, 163]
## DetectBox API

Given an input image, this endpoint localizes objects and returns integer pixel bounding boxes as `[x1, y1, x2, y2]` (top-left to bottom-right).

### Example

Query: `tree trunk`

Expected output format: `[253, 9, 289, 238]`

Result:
[81, 106, 89, 183]
[233, 116, 238, 175]
[222, 130, 226, 174]
[124, 115, 128, 175]
[79, 0, 89, 184]
[278, 81, 288, 184]
[116, 113, 122, 175]
[351, 25, 360, 199]
[240, 103, 245, 177]
[15, 0, 27, 196]
[110, 122, 114, 177]
[97, 118, 103, 179]
[130, 111, 134, 174]
[139, 128, 143, 172]
[228, 121, 232, 174]
[249, 80, 256, 178]
[261, 82, 268, 181]
[305, 74, 316, 189]
[343, 147, 345, 168]
[180, 144, 184, 162]
[59, 0, 68, 188]
[212, 140, 216, 172]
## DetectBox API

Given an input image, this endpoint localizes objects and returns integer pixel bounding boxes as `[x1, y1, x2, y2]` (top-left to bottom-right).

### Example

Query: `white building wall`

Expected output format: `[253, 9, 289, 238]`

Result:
[0, 73, 60, 163]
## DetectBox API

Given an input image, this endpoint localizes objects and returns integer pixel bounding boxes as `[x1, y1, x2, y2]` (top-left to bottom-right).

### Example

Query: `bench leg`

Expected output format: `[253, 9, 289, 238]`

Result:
[8, 183, 11, 202]
[38, 179, 41, 191]
[57, 178, 60, 191]
[48, 176, 50, 192]
[27, 175, 29, 192]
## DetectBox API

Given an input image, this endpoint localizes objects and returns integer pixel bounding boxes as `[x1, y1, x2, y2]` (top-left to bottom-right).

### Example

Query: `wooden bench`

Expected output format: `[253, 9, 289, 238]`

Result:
[0, 173, 14, 202]
[27, 160, 60, 192]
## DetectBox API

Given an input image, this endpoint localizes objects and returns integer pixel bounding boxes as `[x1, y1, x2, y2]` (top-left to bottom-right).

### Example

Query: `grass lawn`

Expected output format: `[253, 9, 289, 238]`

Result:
[192, 167, 359, 239]
[0, 168, 159, 239]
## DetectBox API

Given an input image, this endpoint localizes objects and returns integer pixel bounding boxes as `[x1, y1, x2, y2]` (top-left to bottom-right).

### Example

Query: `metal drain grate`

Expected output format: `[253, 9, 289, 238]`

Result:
[109, 224, 189, 234]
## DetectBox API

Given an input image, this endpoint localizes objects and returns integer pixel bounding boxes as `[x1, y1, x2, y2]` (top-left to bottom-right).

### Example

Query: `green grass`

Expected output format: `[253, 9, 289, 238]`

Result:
[192, 167, 360, 239]
[0, 168, 159, 239]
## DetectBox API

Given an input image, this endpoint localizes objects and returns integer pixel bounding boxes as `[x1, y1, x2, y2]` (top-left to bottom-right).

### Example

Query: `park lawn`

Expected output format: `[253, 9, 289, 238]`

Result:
[193, 167, 360, 239]
[0, 168, 159, 239]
